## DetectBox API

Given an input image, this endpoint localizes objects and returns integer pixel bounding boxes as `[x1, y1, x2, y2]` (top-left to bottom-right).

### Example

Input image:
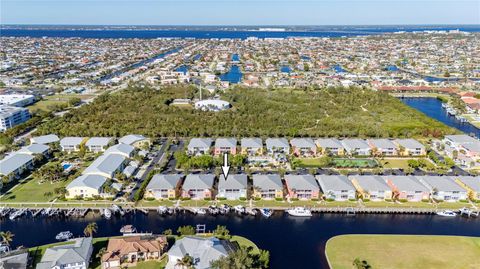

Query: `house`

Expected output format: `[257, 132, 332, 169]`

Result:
[166, 236, 235, 269]
[252, 174, 284, 199]
[240, 138, 263, 156]
[60, 137, 85, 152]
[66, 174, 108, 199]
[443, 134, 480, 159]
[187, 138, 213, 155]
[118, 134, 151, 149]
[341, 139, 371, 156]
[383, 175, 430, 202]
[290, 138, 317, 157]
[284, 174, 320, 200]
[86, 137, 113, 152]
[315, 175, 356, 201]
[265, 138, 290, 154]
[0, 105, 31, 131]
[0, 249, 29, 269]
[145, 174, 184, 199]
[315, 138, 345, 155]
[17, 143, 50, 156]
[181, 174, 215, 200]
[417, 176, 468, 202]
[36, 237, 93, 269]
[217, 174, 248, 200]
[104, 144, 135, 158]
[83, 153, 128, 178]
[453, 176, 480, 201]
[368, 139, 398, 156]
[350, 175, 393, 201]
[30, 134, 59, 145]
[101, 235, 168, 269]
[394, 139, 426, 156]
[214, 138, 237, 155]
[0, 153, 34, 181]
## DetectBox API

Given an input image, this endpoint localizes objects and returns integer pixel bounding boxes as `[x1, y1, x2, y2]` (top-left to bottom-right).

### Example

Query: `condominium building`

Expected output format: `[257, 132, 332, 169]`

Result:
[0, 105, 31, 131]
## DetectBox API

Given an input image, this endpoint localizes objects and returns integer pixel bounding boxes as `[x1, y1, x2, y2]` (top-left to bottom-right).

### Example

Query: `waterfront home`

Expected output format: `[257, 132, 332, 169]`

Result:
[394, 139, 426, 156]
[368, 139, 398, 156]
[83, 153, 128, 179]
[104, 143, 135, 158]
[383, 175, 430, 202]
[187, 138, 213, 155]
[166, 236, 235, 269]
[145, 174, 184, 199]
[85, 137, 113, 152]
[118, 134, 150, 148]
[66, 174, 108, 199]
[17, 143, 50, 157]
[252, 174, 284, 199]
[181, 174, 215, 200]
[341, 139, 371, 156]
[0, 249, 29, 269]
[284, 174, 320, 200]
[290, 138, 317, 157]
[315, 175, 356, 201]
[30, 134, 59, 145]
[241, 138, 263, 155]
[214, 138, 237, 155]
[443, 134, 480, 159]
[350, 175, 393, 201]
[417, 176, 468, 202]
[217, 174, 248, 200]
[36, 237, 93, 269]
[0, 105, 31, 131]
[60, 137, 85, 152]
[0, 153, 34, 182]
[101, 235, 168, 269]
[453, 176, 480, 201]
[315, 138, 345, 156]
[266, 138, 290, 154]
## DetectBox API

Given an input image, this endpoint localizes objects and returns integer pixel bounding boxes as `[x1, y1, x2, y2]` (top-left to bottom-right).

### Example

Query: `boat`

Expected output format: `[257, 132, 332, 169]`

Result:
[157, 206, 168, 215]
[120, 225, 137, 234]
[55, 231, 73, 241]
[286, 207, 313, 217]
[208, 206, 220, 215]
[233, 205, 246, 215]
[8, 209, 26, 220]
[436, 210, 457, 217]
[192, 208, 207, 215]
[260, 208, 273, 218]
[219, 204, 231, 214]
[246, 208, 258, 216]
[103, 208, 112, 219]
[0, 243, 10, 254]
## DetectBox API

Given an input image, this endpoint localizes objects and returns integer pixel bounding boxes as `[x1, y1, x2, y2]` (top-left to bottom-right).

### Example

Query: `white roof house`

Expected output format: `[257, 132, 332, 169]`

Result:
[147, 174, 184, 191]
[30, 134, 60, 145]
[17, 144, 49, 155]
[417, 176, 468, 202]
[104, 144, 135, 158]
[118, 134, 149, 146]
[60, 137, 85, 151]
[183, 174, 215, 191]
[83, 154, 127, 178]
[85, 137, 113, 152]
[241, 138, 263, 149]
[66, 174, 108, 199]
[265, 138, 290, 152]
[316, 175, 356, 201]
[0, 153, 34, 177]
[36, 237, 93, 269]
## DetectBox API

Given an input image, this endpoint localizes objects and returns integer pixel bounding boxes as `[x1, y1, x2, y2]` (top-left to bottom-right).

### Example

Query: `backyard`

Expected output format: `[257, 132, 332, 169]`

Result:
[0, 176, 74, 203]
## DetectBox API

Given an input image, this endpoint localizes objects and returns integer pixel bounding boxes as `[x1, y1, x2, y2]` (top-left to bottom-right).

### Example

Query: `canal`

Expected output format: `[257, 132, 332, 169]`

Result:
[1, 212, 479, 269]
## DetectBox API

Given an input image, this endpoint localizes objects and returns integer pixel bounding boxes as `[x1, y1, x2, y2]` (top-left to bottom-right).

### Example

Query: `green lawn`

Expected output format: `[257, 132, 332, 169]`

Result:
[326, 234, 480, 269]
[379, 158, 412, 169]
[333, 158, 378, 168]
[0, 176, 73, 202]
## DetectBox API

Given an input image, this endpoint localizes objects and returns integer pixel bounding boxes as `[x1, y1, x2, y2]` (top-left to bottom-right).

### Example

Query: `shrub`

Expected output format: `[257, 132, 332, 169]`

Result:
[217, 197, 227, 201]
[348, 198, 357, 201]
[399, 199, 408, 203]
[362, 199, 370, 202]
[384, 199, 393, 202]
[181, 197, 191, 201]
[326, 198, 335, 202]
[145, 197, 155, 201]
[459, 199, 469, 203]
[290, 198, 299, 201]
[239, 197, 247, 201]
[204, 197, 212, 201]
[168, 197, 176, 200]
[311, 198, 319, 201]
[275, 197, 284, 201]
[421, 199, 430, 202]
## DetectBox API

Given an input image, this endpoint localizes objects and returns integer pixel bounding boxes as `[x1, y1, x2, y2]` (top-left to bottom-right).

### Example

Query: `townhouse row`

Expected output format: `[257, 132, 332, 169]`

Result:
[187, 137, 426, 157]
[142, 173, 480, 202]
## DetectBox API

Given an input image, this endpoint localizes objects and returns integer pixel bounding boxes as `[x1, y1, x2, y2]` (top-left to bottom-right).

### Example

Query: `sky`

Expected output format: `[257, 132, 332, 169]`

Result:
[1, 0, 479, 25]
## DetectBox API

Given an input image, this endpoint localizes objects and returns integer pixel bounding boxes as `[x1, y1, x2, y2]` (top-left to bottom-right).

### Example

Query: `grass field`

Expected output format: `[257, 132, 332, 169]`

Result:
[333, 158, 378, 168]
[0, 176, 73, 202]
[379, 158, 412, 169]
[325, 234, 480, 269]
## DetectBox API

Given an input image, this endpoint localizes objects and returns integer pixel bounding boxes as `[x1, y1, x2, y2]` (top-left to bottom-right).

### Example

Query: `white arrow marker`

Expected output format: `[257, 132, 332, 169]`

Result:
[221, 152, 230, 181]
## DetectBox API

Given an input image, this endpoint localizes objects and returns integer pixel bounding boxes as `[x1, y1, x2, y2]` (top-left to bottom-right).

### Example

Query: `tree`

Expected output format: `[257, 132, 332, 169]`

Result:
[162, 229, 173, 236]
[0, 231, 14, 246]
[213, 225, 230, 238]
[96, 247, 106, 259]
[84, 222, 98, 237]
[353, 258, 371, 269]
[177, 225, 196, 236]
[68, 97, 82, 107]
[176, 253, 194, 269]
[210, 246, 269, 269]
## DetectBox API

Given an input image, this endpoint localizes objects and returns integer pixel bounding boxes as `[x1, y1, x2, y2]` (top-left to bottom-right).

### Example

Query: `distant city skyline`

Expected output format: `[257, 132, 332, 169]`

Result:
[1, 0, 479, 26]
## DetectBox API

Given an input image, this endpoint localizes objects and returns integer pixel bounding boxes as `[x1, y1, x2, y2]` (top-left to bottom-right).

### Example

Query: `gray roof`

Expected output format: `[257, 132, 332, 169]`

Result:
[36, 237, 92, 269]
[60, 137, 84, 146]
[315, 138, 344, 149]
[83, 153, 126, 178]
[215, 138, 237, 148]
[30, 134, 59, 144]
[167, 237, 232, 269]
[183, 174, 215, 190]
[241, 138, 263, 148]
[341, 139, 370, 150]
[118, 134, 147, 145]
[368, 139, 397, 149]
[417, 176, 466, 192]
[284, 174, 319, 191]
[66, 174, 107, 190]
[316, 175, 356, 192]
[290, 138, 315, 149]
[382, 175, 429, 192]
[85, 137, 112, 147]
[147, 174, 183, 190]
[122, 165, 137, 177]
[350, 175, 391, 191]
[104, 143, 135, 157]
[188, 138, 213, 149]
[0, 153, 33, 175]
[252, 174, 283, 190]
[17, 144, 49, 155]
[454, 176, 480, 192]
[395, 139, 425, 149]
[265, 138, 289, 150]
[444, 134, 478, 144]
[461, 142, 480, 153]
[0, 250, 29, 269]
[218, 174, 248, 190]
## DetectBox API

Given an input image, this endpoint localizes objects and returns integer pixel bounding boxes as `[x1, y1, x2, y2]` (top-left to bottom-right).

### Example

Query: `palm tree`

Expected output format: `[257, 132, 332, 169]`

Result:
[0, 231, 14, 246]
[84, 222, 98, 237]
[96, 247, 107, 259]
[175, 253, 194, 269]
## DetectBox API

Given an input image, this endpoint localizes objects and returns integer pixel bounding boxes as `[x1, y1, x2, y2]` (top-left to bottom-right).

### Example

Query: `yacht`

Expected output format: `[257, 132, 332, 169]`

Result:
[120, 225, 137, 234]
[157, 206, 168, 215]
[436, 210, 457, 217]
[233, 205, 246, 215]
[192, 208, 207, 215]
[260, 208, 273, 218]
[286, 207, 313, 217]
[55, 231, 73, 241]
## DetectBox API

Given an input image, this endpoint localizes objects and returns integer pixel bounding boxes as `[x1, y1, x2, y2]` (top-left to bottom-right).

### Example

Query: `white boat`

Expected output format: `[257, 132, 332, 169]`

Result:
[233, 205, 246, 215]
[436, 210, 457, 217]
[260, 208, 273, 218]
[286, 207, 313, 217]
[120, 225, 137, 234]
[157, 206, 168, 215]
[8, 209, 25, 220]
[103, 208, 112, 219]
[192, 208, 207, 215]
[55, 231, 73, 241]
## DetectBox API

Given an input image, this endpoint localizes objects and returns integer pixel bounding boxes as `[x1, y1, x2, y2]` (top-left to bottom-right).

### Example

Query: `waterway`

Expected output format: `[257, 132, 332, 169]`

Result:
[219, 65, 242, 84]
[400, 97, 480, 138]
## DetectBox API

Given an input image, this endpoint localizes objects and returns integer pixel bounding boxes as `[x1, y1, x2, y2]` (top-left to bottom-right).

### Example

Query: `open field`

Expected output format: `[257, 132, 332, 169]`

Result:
[0, 176, 74, 202]
[28, 94, 96, 112]
[325, 234, 480, 269]
[379, 158, 413, 169]
[35, 86, 457, 137]
[333, 158, 378, 168]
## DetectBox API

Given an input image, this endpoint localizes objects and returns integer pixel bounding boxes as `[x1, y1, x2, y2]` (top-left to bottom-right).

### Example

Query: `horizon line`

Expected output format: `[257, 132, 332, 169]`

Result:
[2, 23, 480, 27]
